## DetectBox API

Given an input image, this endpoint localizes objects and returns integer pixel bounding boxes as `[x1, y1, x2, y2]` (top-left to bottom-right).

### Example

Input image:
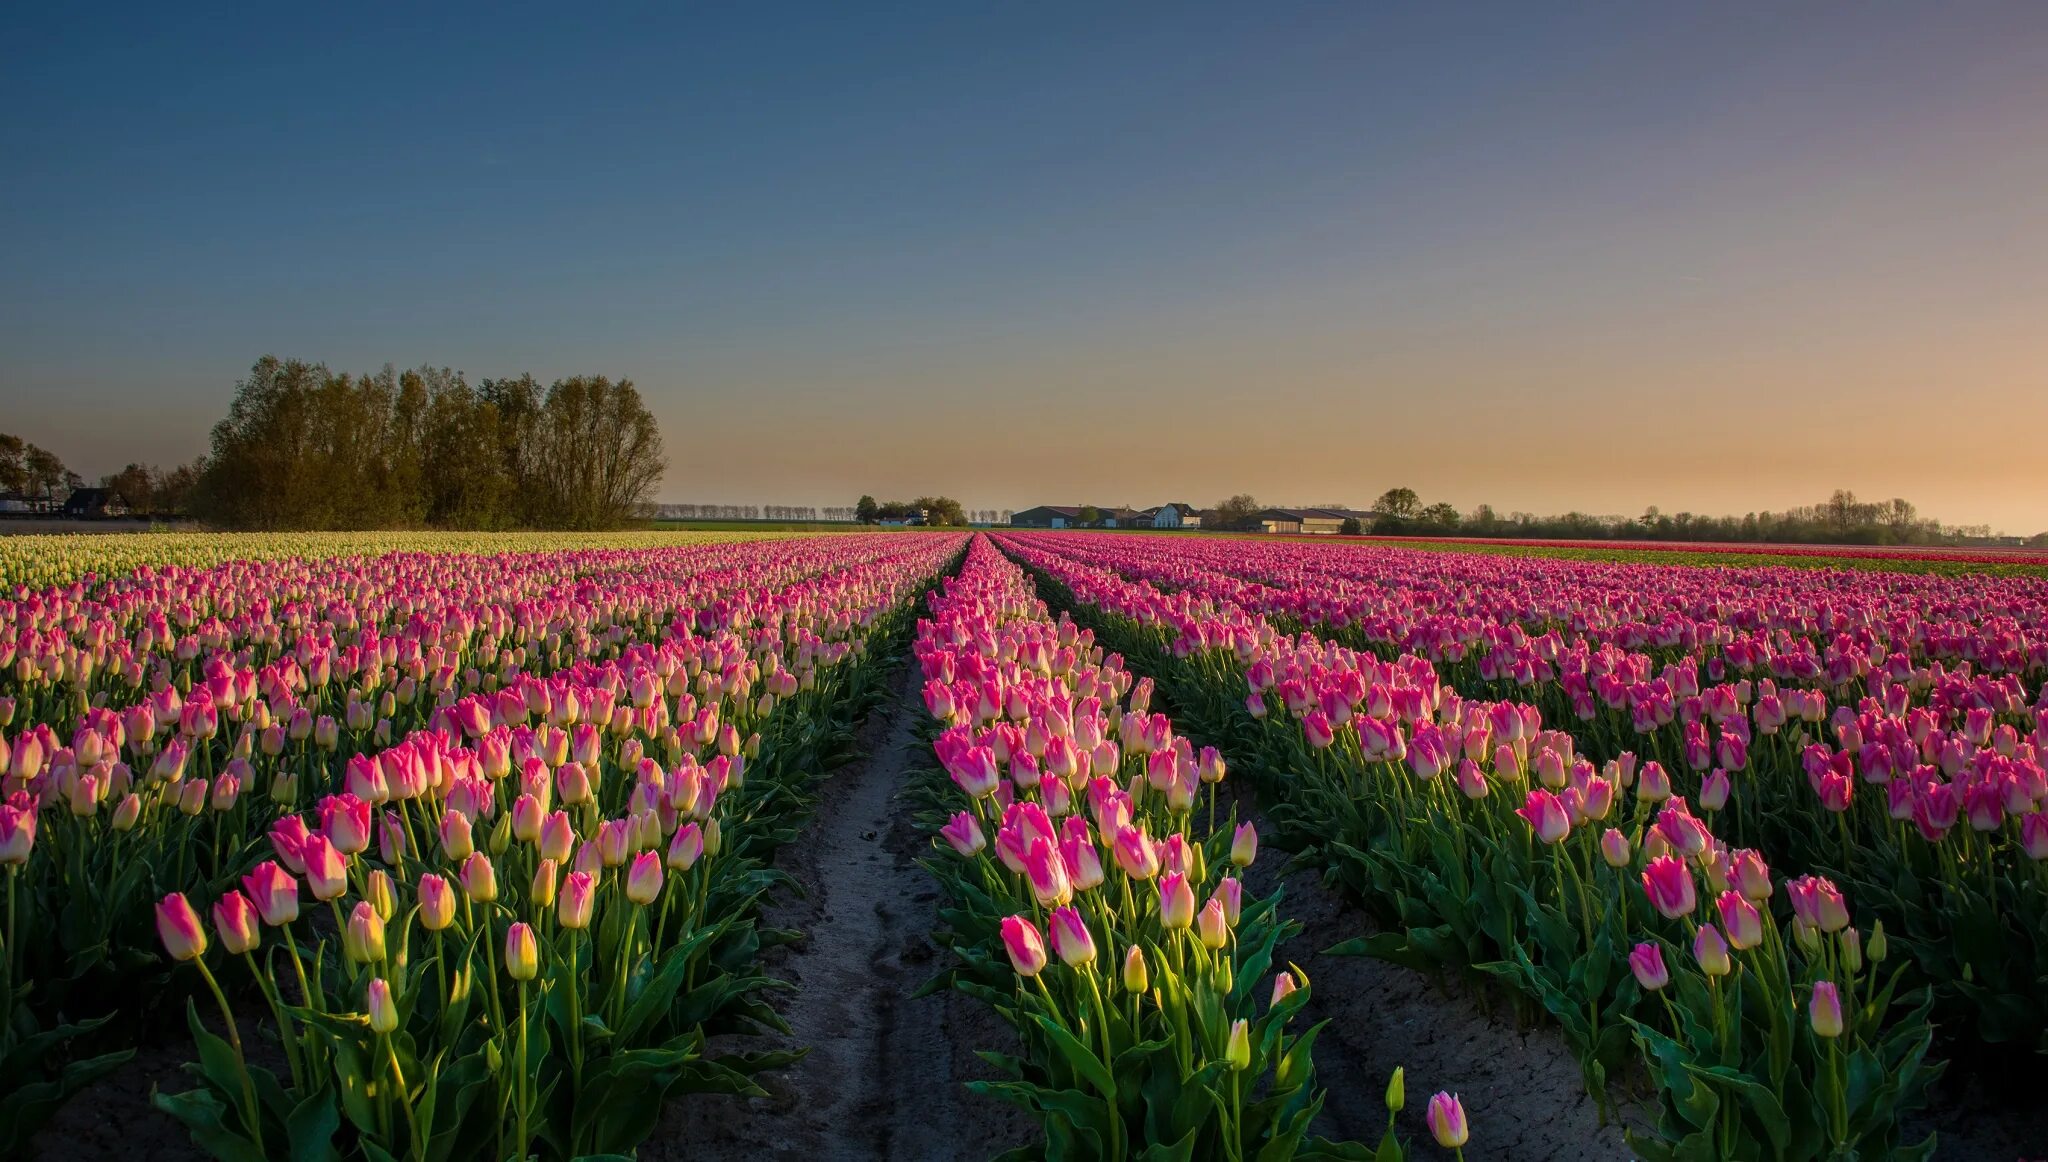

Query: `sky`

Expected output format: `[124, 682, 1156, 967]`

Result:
[4, 3, 2047, 532]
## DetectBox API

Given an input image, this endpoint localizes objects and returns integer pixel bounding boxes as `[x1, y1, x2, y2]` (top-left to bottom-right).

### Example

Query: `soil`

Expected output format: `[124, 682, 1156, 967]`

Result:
[650, 661, 1037, 1160]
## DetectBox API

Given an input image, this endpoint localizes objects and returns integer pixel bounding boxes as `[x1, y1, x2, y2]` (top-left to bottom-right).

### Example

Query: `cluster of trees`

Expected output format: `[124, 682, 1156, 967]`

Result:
[853, 495, 971, 526]
[1365, 487, 2033, 546]
[0, 434, 83, 502]
[3, 435, 199, 516]
[192, 357, 665, 530]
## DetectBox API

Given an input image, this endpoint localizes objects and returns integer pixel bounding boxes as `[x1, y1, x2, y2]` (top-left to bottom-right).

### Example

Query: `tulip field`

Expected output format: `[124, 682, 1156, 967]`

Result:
[2, 528, 2043, 1159]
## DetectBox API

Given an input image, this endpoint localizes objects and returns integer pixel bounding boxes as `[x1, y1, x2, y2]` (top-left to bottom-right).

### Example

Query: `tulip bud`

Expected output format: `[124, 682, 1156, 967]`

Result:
[1122, 945, 1149, 993]
[625, 851, 664, 905]
[1868, 920, 1888, 964]
[460, 851, 497, 903]
[1151, 871, 1193, 930]
[558, 870, 597, 929]
[1693, 923, 1731, 977]
[1224, 1018, 1251, 1070]
[1270, 969, 1301, 1008]
[1426, 1092, 1469, 1149]
[366, 868, 395, 922]
[1230, 821, 1257, 867]
[1385, 1067, 1406, 1114]
[340, 900, 384, 963]
[1197, 899, 1230, 950]
[1809, 981, 1843, 1038]
[366, 977, 398, 1034]
[417, 873, 455, 931]
[1839, 927, 1863, 974]
[112, 792, 142, 831]
[505, 922, 539, 981]
[530, 858, 558, 909]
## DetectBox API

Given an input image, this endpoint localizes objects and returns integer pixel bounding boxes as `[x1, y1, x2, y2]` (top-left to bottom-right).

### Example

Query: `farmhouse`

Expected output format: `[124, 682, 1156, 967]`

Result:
[61, 488, 127, 518]
[1142, 503, 1203, 529]
[1257, 507, 1373, 535]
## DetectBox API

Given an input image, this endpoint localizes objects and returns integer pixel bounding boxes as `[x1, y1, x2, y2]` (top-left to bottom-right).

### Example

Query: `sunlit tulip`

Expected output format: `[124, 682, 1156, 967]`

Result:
[344, 901, 386, 963]
[1225, 1019, 1251, 1070]
[418, 873, 456, 930]
[461, 851, 498, 903]
[1122, 944, 1149, 993]
[1157, 872, 1196, 930]
[212, 891, 261, 954]
[1047, 906, 1096, 968]
[505, 922, 538, 981]
[558, 870, 597, 929]
[1230, 821, 1257, 867]
[302, 833, 348, 900]
[1000, 915, 1047, 977]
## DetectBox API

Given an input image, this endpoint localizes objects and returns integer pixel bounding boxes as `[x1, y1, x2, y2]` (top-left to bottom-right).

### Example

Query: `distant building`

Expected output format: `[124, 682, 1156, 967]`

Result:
[1257, 507, 1374, 535]
[1145, 503, 1202, 529]
[60, 488, 127, 518]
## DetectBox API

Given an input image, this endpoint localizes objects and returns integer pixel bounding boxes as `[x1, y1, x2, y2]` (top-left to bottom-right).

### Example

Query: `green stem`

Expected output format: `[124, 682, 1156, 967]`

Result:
[195, 958, 265, 1153]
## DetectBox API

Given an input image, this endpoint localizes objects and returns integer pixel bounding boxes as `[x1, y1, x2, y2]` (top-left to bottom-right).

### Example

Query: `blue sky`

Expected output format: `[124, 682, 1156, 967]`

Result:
[5, 3, 2046, 530]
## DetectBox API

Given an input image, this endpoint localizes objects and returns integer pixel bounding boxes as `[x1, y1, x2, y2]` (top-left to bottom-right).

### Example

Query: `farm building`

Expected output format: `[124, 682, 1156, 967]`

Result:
[1011, 505, 1151, 529]
[1141, 503, 1203, 529]
[61, 488, 127, 518]
[1256, 507, 1374, 535]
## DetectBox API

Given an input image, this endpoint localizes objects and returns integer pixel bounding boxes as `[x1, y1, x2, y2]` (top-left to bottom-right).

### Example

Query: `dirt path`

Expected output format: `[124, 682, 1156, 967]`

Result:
[1216, 783, 1640, 1161]
[654, 662, 1034, 1161]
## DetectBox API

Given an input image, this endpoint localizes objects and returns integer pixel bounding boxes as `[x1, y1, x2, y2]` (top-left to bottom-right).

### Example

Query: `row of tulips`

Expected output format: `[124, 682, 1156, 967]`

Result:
[1012, 531, 2048, 1055]
[0, 532, 966, 1156]
[0, 529, 782, 592]
[997, 534, 1943, 1162]
[905, 536, 1474, 1160]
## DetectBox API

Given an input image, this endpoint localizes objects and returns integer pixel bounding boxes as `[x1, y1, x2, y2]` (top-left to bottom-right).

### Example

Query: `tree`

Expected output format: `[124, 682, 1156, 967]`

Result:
[523, 376, 666, 529]
[1339, 517, 1362, 535]
[915, 496, 968, 526]
[1209, 494, 1262, 531]
[102, 463, 157, 512]
[1077, 505, 1102, 527]
[1374, 487, 1421, 520]
[855, 495, 879, 524]
[0, 434, 25, 495]
[1419, 502, 1461, 528]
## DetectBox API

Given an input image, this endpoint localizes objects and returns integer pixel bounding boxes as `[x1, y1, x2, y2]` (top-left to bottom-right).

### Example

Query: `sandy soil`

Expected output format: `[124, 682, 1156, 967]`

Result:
[652, 662, 1036, 1160]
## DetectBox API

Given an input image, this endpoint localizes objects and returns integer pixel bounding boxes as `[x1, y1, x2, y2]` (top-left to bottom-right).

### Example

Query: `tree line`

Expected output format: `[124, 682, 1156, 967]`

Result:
[190, 356, 664, 530]
[1371, 486, 2033, 544]
[854, 495, 972, 526]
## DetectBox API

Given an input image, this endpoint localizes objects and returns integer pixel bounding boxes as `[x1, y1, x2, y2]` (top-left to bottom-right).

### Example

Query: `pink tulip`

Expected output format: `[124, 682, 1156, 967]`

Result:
[1716, 890, 1764, 950]
[1047, 905, 1096, 967]
[1157, 872, 1196, 930]
[241, 861, 300, 927]
[939, 811, 985, 857]
[460, 851, 498, 903]
[1230, 821, 1258, 867]
[558, 870, 597, 929]
[1629, 941, 1669, 990]
[1516, 788, 1571, 844]
[1426, 1092, 1470, 1149]
[0, 804, 36, 865]
[301, 833, 348, 901]
[156, 893, 207, 961]
[625, 851, 664, 905]
[1641, 855, 1696, 919]
[999, 915, 1047, 977]
[212, 891, 262, 955]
